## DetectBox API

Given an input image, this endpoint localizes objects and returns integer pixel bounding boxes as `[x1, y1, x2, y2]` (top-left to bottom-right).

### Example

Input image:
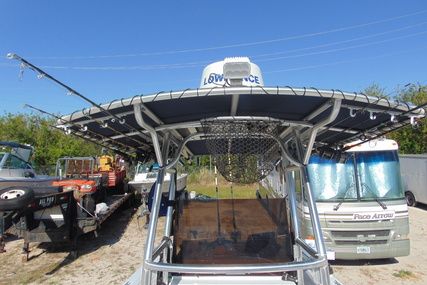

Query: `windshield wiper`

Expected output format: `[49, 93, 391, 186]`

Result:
[361, 183, 387, 210]
[333, 183, 355, 211]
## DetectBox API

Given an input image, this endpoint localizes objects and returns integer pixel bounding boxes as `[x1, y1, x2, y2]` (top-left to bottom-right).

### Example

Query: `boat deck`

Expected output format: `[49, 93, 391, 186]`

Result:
[173, 198, 292, 265]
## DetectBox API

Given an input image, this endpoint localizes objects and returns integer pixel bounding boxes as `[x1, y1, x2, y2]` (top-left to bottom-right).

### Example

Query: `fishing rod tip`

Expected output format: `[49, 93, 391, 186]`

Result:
[6, 53, 17, 60]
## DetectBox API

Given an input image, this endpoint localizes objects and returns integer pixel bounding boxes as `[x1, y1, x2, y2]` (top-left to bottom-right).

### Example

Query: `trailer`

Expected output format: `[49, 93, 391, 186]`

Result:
[399, 154, 427, 206]
[0, 155, 133, 260]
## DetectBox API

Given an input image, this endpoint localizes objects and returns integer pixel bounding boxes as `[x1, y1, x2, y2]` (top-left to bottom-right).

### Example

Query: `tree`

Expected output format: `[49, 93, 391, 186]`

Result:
[362, 83, 427, 154]
[388, 84, 427, 154]
[363, 83, 387, 98]
[0, 112, 102, 173]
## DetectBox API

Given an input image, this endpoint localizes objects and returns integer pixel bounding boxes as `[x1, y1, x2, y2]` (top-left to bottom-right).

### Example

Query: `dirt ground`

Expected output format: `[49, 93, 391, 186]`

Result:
[1, 204, 426, 285]
[0, 206, 162, 285]
[331, 204, 427, 285]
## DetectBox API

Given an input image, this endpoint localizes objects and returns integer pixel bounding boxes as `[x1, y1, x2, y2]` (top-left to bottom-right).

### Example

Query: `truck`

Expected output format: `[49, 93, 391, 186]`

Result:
[399, 154, 427, 207]
[0, 155, 133, 260]
[260, 138, 410, 260]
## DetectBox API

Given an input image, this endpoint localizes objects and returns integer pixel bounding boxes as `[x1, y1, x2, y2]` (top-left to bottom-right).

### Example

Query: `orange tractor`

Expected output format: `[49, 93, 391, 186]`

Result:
[53, 155, 128, 215]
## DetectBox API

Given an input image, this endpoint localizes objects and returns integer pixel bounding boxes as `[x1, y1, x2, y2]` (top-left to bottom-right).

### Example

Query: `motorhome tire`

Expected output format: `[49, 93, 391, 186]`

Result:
[0, 187, 35, 211]
[405, 191, 417, 207]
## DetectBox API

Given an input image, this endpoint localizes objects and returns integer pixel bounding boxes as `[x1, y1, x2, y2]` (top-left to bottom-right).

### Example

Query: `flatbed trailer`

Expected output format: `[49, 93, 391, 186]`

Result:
[1, 183, 133, 261]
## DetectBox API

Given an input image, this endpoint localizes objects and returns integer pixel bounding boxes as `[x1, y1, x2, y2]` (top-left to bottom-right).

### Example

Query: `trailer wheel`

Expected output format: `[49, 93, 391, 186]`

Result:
[405, 191, 417, 207]
[0, 187, 35, 211]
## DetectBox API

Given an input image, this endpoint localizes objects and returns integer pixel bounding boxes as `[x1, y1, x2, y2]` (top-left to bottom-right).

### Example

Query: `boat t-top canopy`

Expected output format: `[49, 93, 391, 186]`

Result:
[55, 70, 425, 168]
[8, 53, 425, 168]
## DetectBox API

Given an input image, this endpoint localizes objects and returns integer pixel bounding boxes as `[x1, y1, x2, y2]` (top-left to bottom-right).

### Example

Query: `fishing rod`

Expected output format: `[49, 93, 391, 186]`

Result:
[7, 53, 151, 146]
[320, 84, 425, 146]
[320, 95, 387, 143]
[27, 112, 134, 160]
[214, 164, 222, 239]
[82, 111, 151, 148]
[339, 122, 420, 152]
[338, 99, 427, 151]
[318, 97, 426, 152]
[228, 169, 240, 243]
[24, 104, 148, 158]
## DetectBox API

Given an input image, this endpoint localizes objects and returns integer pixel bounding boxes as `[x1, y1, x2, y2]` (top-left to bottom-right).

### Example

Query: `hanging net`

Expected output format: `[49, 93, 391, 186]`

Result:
[201, 117, 281, 184]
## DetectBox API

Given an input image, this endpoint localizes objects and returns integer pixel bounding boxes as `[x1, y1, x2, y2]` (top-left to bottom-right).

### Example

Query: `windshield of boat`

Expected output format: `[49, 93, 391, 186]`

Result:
[307, 150, 404, 202]
[0, 144, 33, 165]
[0, 153, 6, 167]
[0, 153, 30, 169]
[137, 163, 159, 174]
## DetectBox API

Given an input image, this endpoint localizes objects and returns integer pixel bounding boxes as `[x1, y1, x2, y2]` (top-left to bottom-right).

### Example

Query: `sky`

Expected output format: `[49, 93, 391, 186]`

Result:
[1, 0, 426, 116]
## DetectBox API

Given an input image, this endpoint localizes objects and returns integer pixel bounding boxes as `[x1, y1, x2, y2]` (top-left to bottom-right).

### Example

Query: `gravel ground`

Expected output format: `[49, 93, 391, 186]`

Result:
[331, 204, 427, 284]
[1, 204, 426, 285]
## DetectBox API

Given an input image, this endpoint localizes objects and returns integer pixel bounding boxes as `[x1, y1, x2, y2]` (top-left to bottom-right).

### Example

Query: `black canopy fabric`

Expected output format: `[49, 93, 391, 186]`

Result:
[56, 86, 425, 163]
[0, 141, 34, 151]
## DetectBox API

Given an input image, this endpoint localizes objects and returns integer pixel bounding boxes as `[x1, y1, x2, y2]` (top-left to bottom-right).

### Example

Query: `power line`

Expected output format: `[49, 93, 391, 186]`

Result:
[263, 46, 427, 73]
[256, 30, 427, 63]
[24, 10, 427, 60]
[8, 30, 426, 70]
[251, 22, 427, 59]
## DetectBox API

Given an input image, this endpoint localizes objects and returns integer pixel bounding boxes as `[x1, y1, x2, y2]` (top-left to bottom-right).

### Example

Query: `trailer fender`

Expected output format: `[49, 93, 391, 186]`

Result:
[405, 191, 417, 207]
[0, 187, 35, 211]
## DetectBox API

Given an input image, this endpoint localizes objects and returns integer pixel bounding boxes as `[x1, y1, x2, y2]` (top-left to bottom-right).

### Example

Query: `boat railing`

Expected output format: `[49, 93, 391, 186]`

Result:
[144, 233, 328, 275]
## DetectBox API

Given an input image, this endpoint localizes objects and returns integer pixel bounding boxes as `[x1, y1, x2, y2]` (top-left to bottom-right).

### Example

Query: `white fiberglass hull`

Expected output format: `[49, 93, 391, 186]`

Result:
[128, 173, 187, 194]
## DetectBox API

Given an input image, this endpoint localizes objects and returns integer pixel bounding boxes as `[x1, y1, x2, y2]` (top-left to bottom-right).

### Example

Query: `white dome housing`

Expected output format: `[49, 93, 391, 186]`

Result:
[200, 57, 264, 88]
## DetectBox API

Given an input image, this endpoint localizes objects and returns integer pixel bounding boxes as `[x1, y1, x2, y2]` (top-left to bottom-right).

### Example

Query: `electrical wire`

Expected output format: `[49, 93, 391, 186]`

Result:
[251, 22, 427, 59]
[24, 10, 427, 60]
[7, 29, 426, 71]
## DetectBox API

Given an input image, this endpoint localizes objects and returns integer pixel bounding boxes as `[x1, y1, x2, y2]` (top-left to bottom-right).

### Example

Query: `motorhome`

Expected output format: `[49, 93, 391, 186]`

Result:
[8, 53, 426, 284]
[261, 138, 410, 260]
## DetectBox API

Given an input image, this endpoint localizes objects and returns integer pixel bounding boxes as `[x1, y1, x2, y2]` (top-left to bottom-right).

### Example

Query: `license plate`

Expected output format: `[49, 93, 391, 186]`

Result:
[357, 246, 370, 254]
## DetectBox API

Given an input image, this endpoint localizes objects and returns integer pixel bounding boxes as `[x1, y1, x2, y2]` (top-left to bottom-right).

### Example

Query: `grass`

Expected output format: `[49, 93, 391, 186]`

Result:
[183, 166, 259, 199]
[393, 270, 413, 278]
[186, 183, 258, 199]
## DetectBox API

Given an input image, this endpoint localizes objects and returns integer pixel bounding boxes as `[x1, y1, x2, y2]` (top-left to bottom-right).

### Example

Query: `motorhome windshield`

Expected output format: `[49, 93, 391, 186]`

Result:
[308, 150, 404, 202]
